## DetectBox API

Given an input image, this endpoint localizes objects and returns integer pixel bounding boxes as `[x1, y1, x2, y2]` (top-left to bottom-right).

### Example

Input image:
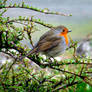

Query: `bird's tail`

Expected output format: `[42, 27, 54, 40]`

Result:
[19, 47, 38, 61]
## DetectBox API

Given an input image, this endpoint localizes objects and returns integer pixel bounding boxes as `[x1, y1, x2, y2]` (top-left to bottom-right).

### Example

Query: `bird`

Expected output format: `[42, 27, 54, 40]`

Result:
[19, 25, 71, 60]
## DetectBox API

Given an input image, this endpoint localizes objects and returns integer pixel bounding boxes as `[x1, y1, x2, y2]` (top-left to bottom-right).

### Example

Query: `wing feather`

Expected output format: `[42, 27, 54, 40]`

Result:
[37, 36, 62, 51]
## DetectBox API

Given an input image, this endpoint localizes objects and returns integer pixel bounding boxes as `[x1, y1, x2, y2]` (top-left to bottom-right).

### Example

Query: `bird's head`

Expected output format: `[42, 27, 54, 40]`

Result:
[53, 25, 72, 45]
[53, 25, 71, 35]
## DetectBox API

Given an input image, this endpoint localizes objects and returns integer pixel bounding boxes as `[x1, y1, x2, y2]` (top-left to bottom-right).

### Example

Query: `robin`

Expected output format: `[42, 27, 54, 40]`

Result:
[20, 25, 71, 60]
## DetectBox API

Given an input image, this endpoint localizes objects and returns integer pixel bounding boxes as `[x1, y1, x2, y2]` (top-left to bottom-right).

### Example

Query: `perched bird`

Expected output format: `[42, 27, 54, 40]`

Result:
[20, 25, 71, 60]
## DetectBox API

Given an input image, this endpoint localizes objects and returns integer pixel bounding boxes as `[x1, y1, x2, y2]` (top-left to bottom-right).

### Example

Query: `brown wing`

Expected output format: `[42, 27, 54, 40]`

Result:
[39, 30, 54, 41]
[36, 36, 62, 52]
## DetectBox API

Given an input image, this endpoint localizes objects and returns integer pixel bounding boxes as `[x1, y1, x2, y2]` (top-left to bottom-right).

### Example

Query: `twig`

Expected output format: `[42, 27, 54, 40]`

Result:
[2, 5, 71, 16]
[6, 17, 54, 28]
[52, 76, 73, 88]
[50, 66, 92, 86]
[52, 81, 81, 92]
[79, 64, 85, 76]
[50, 66, 84, 79]
[3, 59, 17, 80]
[26, 17, 34, 47]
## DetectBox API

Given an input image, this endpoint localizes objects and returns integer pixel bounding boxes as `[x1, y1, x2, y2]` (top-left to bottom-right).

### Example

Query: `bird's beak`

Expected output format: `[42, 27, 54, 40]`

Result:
[68, 30, 72, 33]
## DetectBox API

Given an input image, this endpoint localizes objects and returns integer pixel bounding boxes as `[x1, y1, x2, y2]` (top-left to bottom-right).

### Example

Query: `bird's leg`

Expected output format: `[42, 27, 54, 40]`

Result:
[51, 56, 58, 64]
[48, 56, 58, 64]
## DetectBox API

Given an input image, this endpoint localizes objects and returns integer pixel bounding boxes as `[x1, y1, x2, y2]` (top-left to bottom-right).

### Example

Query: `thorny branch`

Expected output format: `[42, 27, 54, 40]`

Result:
[52, 81, 81, 92]
[0, 3, 72, 16]
[6, 17, 54, 28]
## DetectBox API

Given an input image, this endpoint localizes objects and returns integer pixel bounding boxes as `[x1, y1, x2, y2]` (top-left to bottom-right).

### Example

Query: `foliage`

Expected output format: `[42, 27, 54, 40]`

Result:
[0, 0, 92, 92]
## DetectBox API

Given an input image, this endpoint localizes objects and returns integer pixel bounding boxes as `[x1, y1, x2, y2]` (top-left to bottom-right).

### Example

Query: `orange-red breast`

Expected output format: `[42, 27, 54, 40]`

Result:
[20, 25, 71, 60]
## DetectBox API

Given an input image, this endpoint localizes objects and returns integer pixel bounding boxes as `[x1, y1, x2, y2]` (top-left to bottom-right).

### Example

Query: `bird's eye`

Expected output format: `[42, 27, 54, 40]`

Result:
[63, 29, 65, 32]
